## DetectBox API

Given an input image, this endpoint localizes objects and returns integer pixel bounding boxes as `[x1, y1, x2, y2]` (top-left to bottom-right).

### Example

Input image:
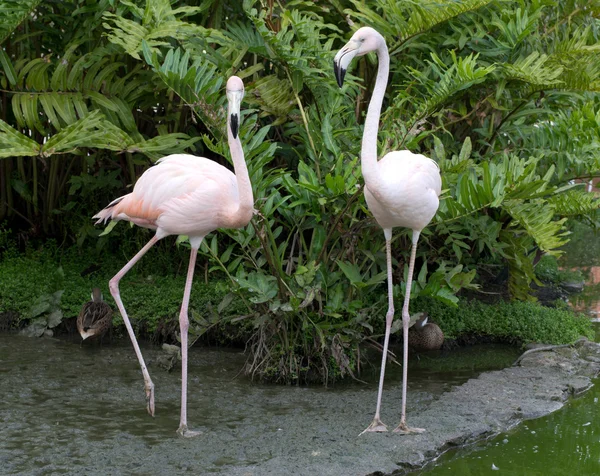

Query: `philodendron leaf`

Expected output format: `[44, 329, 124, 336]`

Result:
[336, 260, 363, 286]
[46, 310, 63, 328]
[29, 299, 50, 318]
[99, 220, 119, 236]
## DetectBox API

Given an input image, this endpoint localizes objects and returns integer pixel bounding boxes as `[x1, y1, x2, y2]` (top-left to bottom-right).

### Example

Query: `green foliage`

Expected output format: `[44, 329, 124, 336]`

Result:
[0, 255, 61, 318]
[535, 254, 584, 285]
[0, 241, 243, 337]
[1, 0, 600, 383]
[22, 290, 64, 337]
[0, 0, 42, 45]
[413, 297, 594, 345]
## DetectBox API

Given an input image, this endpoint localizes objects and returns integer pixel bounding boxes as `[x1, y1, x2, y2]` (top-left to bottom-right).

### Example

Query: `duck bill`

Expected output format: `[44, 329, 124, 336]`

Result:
[333, 45, 359, 87]
[227, 90, 242, 139]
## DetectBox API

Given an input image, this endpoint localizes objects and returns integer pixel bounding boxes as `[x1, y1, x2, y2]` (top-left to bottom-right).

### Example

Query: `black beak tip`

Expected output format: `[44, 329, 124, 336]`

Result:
[333, 60, 345, 88]
[230, 113, 239, 139]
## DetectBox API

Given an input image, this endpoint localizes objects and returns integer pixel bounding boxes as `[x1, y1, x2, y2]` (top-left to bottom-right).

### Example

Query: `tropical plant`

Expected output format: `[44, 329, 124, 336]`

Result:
[1, 0, 599, 383]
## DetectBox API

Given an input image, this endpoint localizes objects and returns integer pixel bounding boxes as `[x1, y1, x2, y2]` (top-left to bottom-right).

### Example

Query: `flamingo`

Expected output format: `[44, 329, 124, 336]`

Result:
[333, 27, 441, 434]
[93, 76, 253, 437]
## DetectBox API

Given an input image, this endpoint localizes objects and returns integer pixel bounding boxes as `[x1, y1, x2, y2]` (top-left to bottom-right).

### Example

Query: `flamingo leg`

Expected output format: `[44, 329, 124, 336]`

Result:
[176, 246, 201, 438]
[361, 232, 394, 434]
[394, 230, 425, 434]
[109, 235, 159, 416]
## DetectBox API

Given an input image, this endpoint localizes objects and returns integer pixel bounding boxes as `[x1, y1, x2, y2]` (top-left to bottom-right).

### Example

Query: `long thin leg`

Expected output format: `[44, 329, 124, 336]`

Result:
[394, 230, 425, 434]
[109, 235, 159, 416]
[361, 230, 394, 434]
[177, 247, 201, 438]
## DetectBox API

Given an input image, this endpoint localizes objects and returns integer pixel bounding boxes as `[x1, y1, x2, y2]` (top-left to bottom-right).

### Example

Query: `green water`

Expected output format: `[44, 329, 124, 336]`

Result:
[421, 370, 600, 475]
[421, 223, 600, 475]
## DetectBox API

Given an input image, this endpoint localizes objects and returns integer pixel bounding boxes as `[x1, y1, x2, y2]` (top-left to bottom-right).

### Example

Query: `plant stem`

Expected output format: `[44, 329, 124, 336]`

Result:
[316, 186, 363, 265]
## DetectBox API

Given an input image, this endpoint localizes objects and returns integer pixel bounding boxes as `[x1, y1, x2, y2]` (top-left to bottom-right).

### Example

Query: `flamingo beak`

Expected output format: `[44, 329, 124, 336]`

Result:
[333, 42, 359, 87]
[227, 89, 243, 139]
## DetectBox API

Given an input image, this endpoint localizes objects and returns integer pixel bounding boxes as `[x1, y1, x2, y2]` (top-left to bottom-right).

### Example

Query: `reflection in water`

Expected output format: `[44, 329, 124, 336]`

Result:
[560, 223, 600, 320]
[569, 266, 600, 320]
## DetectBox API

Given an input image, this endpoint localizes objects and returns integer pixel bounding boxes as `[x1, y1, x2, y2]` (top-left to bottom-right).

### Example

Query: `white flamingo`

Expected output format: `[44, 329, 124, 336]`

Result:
[334, 27, 441, 434]
[94, 76, 253, 437]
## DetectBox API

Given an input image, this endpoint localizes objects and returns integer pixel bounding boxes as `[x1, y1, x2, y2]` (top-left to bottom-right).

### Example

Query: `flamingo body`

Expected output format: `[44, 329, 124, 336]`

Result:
[364, 151, 441, 232]
[95, 154, 249, 238]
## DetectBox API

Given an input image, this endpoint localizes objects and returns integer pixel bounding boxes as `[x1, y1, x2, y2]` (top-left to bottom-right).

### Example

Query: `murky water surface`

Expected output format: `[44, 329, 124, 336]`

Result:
[0, 334, 517, 475]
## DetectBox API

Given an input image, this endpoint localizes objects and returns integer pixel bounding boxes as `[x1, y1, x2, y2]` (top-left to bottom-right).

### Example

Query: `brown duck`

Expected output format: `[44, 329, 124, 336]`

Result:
[77, 288, 113, 341]
[408, 312, 444, 351]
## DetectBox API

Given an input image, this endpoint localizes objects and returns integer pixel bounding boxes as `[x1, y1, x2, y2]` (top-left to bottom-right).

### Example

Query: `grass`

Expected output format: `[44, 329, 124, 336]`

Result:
[0, 236, 593, 352]
[0, 236, 247, 341]
[412, 297, 594, 345]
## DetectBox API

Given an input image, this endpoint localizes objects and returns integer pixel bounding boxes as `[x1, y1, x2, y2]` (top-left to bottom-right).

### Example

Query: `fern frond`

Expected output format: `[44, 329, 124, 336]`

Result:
[0, 0, 42, 45]
[392, 51, 494, 127]
[103, 4, 205, 60]
[549, 188, 600, 217]
[252, 75, 296, 125]
[502, 52, 564, 88]
[346, 0, 495, 51]
[516, 101, 600, 179]
[142, 43, 223, 135]
[504, 200, 568, 254]
[0, 119, 39, 157]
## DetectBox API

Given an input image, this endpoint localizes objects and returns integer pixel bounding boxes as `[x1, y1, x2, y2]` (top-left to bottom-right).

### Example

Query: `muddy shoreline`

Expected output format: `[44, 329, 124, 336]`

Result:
[1, 335, 598, 475]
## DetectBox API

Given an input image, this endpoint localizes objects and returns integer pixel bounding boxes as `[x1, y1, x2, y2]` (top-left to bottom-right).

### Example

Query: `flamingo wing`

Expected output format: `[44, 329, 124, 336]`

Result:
[94, 154, 239, 235]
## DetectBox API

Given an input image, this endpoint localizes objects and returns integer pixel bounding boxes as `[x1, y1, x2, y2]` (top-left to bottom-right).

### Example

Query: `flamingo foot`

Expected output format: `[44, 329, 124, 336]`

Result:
[359, 417, 388, 435]
[177, 425, 202, 438]
[145, 381, 155, 417]
[393, 422, 425, 434]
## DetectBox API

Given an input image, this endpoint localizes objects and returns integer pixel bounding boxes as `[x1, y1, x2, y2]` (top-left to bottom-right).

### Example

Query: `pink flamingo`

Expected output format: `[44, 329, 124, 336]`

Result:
[94, 76, 253, 437]
[334, 27, 441, 434]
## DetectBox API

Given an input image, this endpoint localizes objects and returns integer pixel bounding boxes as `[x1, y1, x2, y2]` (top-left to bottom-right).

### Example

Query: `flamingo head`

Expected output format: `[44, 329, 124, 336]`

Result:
[333, 27, 386, 87]
[226, 76, 245, 139]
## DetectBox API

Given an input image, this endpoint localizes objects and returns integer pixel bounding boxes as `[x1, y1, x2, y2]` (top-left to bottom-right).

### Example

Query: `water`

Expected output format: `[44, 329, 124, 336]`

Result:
[0, 334, 518, 475]
[420, 223, 600, 475]
[420, 375, 600, 475]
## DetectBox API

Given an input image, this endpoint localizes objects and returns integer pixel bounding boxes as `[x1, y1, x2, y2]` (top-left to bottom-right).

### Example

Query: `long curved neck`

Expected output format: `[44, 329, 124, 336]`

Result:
[227, 120, 254, 227]
[361, 42, 389, 191]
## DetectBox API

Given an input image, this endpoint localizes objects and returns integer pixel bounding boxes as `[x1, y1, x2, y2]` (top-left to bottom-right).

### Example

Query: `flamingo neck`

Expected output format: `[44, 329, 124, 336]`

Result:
[361, 42, 389, 193]
[226, 122, 254, 228]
